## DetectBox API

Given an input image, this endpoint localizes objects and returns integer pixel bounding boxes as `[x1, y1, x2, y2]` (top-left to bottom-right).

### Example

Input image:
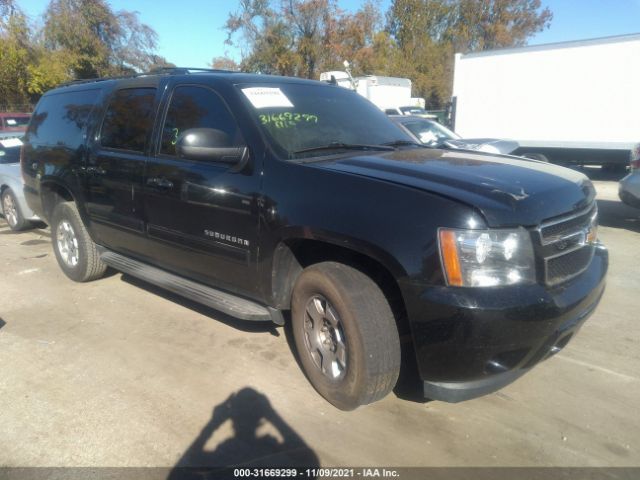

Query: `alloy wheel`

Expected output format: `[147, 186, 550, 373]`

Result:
[303, 295, 348, 381]
[2, 192, 18, 227]
[56, 220, 80, 267]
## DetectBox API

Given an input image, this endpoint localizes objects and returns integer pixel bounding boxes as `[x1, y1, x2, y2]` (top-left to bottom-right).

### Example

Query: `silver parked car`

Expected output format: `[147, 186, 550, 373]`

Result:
[619, 143, 640, 208]
[0, 137, 39, 230]
[390, 115, 520, 155]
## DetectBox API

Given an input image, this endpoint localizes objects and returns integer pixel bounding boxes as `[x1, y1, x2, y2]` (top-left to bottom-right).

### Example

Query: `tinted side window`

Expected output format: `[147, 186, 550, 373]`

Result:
[101, 88, 156, 152]
[0, 147, 21, 164]
[26, 89, 100, 148]
[160, 86, 243, 156]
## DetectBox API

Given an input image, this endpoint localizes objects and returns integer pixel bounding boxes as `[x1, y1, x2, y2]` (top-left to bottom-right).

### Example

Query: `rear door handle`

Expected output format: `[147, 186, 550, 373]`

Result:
[147, 177, 174, 189]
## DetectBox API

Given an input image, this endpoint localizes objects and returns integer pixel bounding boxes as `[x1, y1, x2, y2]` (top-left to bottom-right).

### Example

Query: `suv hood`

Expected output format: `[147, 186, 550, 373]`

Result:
[312, 149, 595, 227]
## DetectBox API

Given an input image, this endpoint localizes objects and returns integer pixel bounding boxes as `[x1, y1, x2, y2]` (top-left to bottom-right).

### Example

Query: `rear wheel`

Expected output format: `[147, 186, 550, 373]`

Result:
[51, 201, 107, 282]
[291, 262, 401, 410]
[1, 188, 29, 231]
[602, 163, 628, 174]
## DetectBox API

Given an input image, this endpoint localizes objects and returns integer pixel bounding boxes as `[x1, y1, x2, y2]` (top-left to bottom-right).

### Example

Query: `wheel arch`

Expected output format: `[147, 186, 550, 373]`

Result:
[39, 179, 76, 223]
[270, 236, 410, 335]
[1, 174, 23, 195]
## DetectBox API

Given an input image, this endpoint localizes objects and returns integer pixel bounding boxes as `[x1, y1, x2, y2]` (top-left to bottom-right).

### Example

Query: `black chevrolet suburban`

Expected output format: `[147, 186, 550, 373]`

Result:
[21, 69, 608, 410]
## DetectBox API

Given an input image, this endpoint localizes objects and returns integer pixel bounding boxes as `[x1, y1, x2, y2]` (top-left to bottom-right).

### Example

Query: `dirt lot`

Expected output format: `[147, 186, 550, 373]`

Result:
[1, 176, 639, 470]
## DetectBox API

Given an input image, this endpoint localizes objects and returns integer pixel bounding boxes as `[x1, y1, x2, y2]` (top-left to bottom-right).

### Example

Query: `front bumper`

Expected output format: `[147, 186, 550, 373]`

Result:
[404, 245, 608, 402]
[619, 173, 640, 208]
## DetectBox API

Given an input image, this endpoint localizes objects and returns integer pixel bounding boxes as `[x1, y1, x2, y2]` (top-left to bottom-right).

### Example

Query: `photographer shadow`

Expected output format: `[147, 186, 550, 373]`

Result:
[168, 387, 319, 479]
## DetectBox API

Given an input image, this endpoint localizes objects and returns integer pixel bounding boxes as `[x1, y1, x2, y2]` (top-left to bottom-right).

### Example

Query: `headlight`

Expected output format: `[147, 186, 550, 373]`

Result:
[438, 227, 536, 287]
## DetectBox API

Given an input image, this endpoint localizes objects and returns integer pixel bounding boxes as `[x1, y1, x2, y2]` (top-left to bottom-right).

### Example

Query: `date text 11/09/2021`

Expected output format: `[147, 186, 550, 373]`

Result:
[233, 468, 399, 477]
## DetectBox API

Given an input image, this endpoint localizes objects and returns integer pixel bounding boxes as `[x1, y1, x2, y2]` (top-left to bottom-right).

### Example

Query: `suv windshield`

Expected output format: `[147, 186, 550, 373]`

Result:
[399, 107, 425, 115]
[239, 83, 413, 159]
[401, 119, 461, 145]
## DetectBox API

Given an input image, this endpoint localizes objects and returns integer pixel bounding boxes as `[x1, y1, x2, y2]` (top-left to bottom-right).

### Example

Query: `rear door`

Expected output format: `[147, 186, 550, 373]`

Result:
[142, 83, 261, 297]
[85, 85, 158, 254]
[22, 88, 102, 218]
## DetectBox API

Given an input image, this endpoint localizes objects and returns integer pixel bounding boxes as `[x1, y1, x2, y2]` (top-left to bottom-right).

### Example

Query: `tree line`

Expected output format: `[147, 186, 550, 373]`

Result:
[217, 0, 552, 108]
[1, 0, 551, 112]
[0, 0, 172, 110]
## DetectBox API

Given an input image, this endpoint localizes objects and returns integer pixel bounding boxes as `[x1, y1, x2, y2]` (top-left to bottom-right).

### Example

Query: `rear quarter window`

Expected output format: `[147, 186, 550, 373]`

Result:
[27, 89, 100, 148]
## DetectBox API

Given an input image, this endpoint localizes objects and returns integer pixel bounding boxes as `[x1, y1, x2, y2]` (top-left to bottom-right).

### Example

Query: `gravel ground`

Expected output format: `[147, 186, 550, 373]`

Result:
[0, 176, 638, 470]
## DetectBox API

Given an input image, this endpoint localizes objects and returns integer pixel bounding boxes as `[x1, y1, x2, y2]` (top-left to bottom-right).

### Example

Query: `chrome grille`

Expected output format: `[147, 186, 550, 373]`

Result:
[546, 247, 594, 283]
[536, 203, 597, 286]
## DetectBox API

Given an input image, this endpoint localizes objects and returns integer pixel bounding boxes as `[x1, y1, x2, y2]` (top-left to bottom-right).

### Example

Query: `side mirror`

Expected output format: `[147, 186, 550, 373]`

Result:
[176, 128, 247, 164]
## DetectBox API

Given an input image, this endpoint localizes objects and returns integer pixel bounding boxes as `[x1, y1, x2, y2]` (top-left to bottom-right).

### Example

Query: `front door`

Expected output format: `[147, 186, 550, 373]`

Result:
[142, 84, 261, 297]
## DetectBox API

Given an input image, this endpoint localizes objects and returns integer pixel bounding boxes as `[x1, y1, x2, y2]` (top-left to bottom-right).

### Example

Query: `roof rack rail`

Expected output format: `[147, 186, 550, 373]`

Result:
[58, 67, 238, 88]
[59, 72, 144, 87]
[147, 67, 238, 75]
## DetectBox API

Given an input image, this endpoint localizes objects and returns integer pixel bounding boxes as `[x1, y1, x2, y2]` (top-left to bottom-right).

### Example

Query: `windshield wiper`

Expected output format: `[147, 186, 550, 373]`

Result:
[381, 140, 427, 148]
[293, 142, 395, 155]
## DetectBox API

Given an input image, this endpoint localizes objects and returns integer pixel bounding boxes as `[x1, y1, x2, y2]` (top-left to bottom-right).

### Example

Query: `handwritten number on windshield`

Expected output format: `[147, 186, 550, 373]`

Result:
[260, 112, 318, 129]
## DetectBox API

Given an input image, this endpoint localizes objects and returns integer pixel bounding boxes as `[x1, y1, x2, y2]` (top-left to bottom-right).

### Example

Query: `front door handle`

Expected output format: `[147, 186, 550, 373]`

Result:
[147, 177, 174, 189]
[86, 166, 107, 175]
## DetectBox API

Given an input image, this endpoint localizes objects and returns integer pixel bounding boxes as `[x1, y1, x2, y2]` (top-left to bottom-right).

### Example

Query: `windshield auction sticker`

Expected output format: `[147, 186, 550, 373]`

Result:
[242, 87, 294, 109]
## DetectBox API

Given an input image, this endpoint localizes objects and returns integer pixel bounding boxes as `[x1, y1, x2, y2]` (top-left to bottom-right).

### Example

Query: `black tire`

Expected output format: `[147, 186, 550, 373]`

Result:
[1, 188, 30, 231]
[521, 153, 550, 163]
[51, 201, 107, 282]
[291, 262, 401, 410]
[602, 163, 628, 174]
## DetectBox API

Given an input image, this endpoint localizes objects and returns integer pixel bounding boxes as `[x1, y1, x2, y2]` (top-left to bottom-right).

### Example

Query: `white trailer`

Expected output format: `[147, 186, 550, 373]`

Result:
[354, 75, 413, 111]
[319, 71, 416, 111]
[451, 33, 640, 168]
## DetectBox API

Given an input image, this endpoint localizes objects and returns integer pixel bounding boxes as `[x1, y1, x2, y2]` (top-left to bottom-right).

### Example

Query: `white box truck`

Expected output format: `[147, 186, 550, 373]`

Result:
[354, 75, 412, 111]
[319, 71, 432, 116]
[451, 33, 640, 169]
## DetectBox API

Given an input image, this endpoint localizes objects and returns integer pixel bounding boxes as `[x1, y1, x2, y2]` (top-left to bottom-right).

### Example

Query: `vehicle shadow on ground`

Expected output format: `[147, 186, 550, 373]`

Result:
[0, 317, 5, 330]
[0, 220, 49, 236]
[167, 387, 319, 479]
[597, 199, 640, 233]
[124, 275, 429, 405]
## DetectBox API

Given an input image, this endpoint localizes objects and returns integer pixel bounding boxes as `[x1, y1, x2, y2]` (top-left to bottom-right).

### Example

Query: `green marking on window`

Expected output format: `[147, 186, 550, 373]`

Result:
[170, 128, 179, 145]
[259, 112, 318, 129]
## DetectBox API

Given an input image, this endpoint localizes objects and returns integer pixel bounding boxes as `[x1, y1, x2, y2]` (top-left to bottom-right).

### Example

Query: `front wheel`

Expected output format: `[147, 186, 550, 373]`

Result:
[291, 262, 401, 410]
[2, 188, 29, 231]
[51, 201, 107, 282]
